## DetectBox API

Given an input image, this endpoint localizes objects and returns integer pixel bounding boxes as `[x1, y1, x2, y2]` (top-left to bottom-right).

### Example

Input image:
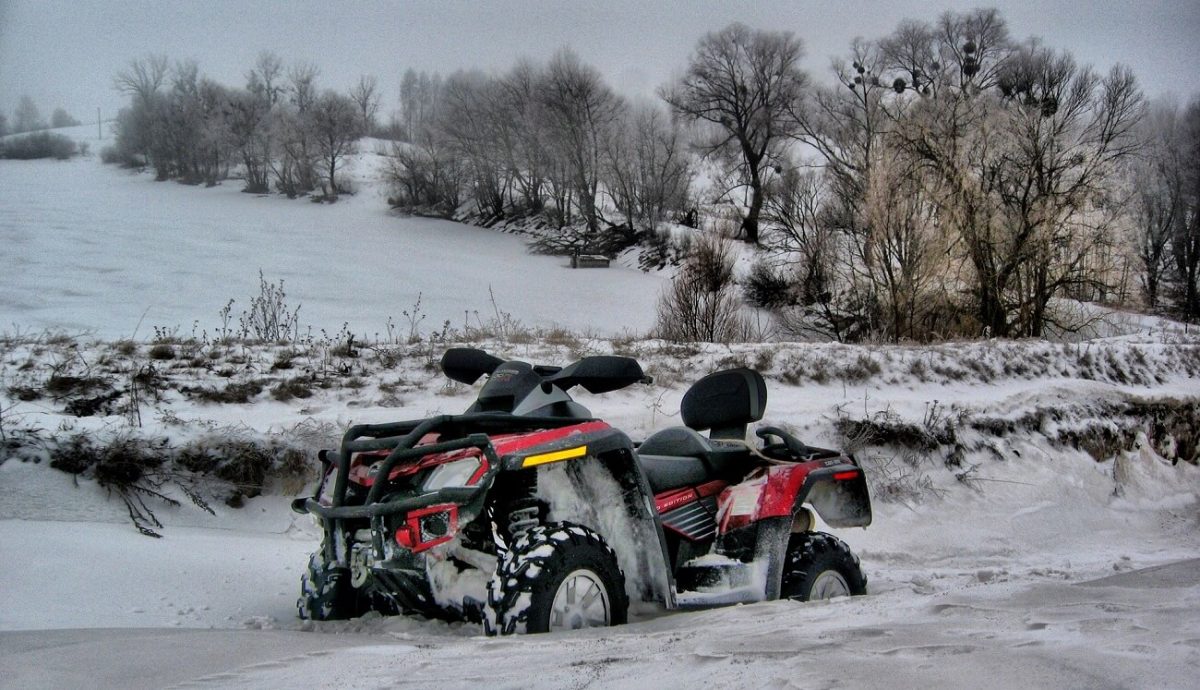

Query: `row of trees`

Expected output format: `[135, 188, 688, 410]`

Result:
[1133, 99, 1200, 321]
[384, 50, 694, 255]
[109, 53, 375, 195]
[0, 96, 81, 137]
[100, 10, 1197, 340]
[662, 12, 1198, 339]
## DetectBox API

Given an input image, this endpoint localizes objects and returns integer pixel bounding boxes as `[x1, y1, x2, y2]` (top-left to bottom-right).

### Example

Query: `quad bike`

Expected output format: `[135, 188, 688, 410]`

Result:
[292, 348, 872, 634]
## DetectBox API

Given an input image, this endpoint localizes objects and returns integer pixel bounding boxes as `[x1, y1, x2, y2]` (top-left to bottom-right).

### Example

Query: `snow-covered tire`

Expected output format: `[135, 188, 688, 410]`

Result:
[297, 552, 360, 621]
[780, 532, 867, 601]
[485, 522, 628, 635]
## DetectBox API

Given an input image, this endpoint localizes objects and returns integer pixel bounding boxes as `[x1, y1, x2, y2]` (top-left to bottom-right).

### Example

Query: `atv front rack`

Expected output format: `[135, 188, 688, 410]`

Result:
[292, 413, 592, 520]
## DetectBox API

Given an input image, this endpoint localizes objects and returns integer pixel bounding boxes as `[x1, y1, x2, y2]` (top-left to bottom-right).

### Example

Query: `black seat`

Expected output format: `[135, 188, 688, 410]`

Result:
[637, 369, 767, 493]
[638, 453, 712, 493]
[638, 429, 754, 492]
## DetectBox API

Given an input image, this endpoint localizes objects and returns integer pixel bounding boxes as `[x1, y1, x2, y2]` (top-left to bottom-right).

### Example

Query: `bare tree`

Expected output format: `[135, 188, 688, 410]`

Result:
[656, 234, 749, 342]
[662, 23, 808, 243]
[1131, 98, 1186, 309]
[439, 70, 508, 218]
[275, 62, 322, 192]
[349, 74, 380, 134]
[497, 60, 550, 211]
[605, 101, 693, 232]
[989, 46, 1143, 335]
[400, 69, 442, 142]
[538, 48, 625, 236]
[113, 54, 169, 106]
[1173, 98, 1200, 319]
[309, 90, 364, 195]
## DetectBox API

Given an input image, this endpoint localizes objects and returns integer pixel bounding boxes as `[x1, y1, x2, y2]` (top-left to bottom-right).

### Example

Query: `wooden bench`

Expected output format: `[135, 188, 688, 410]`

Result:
[570, 254, 610, 269]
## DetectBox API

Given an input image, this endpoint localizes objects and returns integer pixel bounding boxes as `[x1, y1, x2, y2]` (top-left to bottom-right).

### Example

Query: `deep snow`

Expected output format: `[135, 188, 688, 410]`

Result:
[1, 144, 1198, 689]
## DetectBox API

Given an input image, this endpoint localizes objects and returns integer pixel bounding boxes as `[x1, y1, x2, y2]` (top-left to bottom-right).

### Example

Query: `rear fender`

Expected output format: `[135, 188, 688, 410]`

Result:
[717, 458, 872, 533]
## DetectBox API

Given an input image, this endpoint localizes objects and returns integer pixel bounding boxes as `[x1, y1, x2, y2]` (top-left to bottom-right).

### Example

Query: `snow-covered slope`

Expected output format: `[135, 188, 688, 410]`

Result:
[0, 151, 665, 338]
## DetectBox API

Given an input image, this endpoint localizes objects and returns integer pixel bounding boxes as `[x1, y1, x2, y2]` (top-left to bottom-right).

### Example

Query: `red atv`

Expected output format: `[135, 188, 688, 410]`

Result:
[292, 348, 871, 634]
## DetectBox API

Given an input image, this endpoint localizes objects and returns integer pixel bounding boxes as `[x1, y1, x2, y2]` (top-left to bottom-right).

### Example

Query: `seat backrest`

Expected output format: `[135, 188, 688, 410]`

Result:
[681, 368, 767, 440]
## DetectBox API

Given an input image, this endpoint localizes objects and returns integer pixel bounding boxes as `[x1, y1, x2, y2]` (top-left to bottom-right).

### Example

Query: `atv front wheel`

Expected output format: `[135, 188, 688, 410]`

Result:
[780, 532, 867, 601]
[486, 522, 628, 635]
[297, 552, 364, 621]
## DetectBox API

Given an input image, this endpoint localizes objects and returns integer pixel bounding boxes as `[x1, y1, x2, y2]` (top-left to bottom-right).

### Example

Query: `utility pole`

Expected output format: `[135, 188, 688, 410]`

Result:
[97, 107, 102, 140]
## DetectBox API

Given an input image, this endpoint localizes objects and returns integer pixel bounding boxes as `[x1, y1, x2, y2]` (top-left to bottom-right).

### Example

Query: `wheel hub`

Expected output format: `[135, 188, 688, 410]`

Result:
[810, 570, 850, 600]
[549, 569, 610, 631]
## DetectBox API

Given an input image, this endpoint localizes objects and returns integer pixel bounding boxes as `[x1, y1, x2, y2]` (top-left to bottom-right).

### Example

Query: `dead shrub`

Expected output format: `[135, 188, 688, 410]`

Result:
[656, 235, 749, 343]
[186, 380, 265, 404]
[271, 377, 314, 402]
[148, 343, 176, 360]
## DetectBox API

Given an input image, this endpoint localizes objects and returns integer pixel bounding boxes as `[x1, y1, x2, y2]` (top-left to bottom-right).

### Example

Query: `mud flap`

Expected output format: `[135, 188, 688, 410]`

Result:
[754, 516, 791, 601]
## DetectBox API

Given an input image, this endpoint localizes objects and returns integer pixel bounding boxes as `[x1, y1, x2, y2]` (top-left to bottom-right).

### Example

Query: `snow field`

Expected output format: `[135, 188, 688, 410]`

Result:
[0, 151, 666, 339]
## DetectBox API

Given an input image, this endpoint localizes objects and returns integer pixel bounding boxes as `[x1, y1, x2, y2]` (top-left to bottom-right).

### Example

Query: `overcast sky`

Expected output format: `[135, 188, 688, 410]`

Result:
[1, 0, 1197, 126]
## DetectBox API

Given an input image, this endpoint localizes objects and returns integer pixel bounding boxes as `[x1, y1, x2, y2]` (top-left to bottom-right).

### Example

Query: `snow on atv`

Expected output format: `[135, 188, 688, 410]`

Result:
[292, 348, 872, 634]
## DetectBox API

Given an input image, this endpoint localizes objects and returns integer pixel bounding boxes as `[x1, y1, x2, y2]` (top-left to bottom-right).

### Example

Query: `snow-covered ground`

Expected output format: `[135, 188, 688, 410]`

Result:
[0, 139, 665, 339]
[1, 144, 1198, 688]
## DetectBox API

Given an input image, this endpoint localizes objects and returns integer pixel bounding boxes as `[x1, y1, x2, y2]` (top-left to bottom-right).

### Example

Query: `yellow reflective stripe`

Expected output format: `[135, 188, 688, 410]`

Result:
[521, 445, 587, 467]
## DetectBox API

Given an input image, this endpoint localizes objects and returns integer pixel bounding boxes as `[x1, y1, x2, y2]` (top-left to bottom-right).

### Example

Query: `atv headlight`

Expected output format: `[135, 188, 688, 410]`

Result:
[423, 456, 483, 491]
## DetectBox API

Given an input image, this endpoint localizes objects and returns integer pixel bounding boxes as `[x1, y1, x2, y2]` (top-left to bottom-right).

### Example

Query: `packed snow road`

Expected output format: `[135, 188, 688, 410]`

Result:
[1, 555, 1196, 689]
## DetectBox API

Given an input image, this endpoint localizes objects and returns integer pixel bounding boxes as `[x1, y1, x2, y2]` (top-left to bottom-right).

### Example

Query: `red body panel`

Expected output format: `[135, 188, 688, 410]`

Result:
[347, 420, 612, 487]
[717, 461, 821, 533]
[654, 480, 727, 514]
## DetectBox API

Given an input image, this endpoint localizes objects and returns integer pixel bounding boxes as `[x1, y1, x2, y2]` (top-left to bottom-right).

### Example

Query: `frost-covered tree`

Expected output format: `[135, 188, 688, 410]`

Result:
[246, 51, 285, 107]
[13, 95, 45, 133]
[50, 108, 81, 129]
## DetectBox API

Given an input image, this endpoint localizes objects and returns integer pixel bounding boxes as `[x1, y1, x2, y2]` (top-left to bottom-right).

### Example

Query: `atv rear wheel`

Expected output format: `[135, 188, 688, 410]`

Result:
[297, 552, 364, 621]
[485, 522, 628, 635]
[780, 532, 867, 601]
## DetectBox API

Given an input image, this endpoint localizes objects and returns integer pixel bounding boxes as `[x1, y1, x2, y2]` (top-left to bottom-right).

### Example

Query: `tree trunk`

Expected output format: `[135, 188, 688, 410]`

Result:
[743, 165, 762, 244]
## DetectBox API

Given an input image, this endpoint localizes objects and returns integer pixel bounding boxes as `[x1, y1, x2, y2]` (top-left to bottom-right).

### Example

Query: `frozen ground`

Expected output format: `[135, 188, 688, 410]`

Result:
[1, 141, 1198, 688]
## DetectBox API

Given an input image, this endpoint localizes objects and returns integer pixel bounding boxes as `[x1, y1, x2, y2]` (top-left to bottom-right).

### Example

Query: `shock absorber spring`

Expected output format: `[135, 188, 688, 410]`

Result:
[507, 502, 540, 539]
[502, 470, 541, 541]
